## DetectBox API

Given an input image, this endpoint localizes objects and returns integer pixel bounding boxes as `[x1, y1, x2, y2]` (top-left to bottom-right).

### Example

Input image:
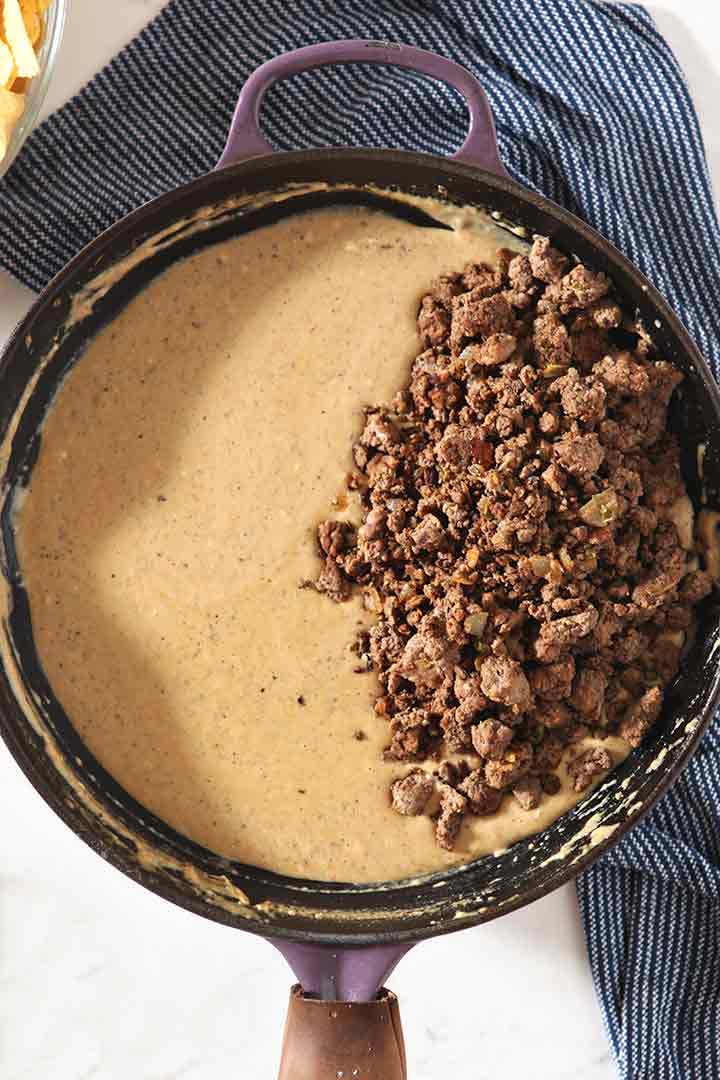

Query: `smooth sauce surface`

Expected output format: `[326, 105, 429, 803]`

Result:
[16, 205, 625, 882]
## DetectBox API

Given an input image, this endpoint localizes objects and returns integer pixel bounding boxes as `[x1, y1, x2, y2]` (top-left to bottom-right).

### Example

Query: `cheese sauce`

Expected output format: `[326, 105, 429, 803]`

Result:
[15, 205, 625, 882]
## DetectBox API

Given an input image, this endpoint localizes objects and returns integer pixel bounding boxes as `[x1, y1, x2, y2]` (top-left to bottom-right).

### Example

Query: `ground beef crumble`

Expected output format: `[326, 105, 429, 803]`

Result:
[312, 234, 713, 850]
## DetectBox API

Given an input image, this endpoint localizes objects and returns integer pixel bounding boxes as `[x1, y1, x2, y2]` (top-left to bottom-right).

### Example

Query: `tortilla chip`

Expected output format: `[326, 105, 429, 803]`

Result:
[0, 86, 25, 158]
[0, 40, 15, 88]
[3, 0, 39, 77]
[0, 0, 46, 160]
[19, 0, 40, 46]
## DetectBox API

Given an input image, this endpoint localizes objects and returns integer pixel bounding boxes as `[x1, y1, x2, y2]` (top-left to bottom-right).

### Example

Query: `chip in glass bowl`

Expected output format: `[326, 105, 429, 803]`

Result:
[0, 0, 66, 176]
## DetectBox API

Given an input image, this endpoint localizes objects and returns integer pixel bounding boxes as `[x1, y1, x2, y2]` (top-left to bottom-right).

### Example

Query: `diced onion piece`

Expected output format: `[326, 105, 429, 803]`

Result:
[466, 546, 480, 569]
[464, 612, 488, 636]
[579, 488, 620, 527]
[698, 510, 720, 580]
[559, 547, 574, 570]
[363, 586, 382, 613]
[667, 494, 694, 550]
[528, 555, 551, 577]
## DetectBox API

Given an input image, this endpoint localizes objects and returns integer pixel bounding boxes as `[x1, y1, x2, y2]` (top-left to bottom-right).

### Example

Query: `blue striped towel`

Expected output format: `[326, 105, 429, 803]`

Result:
[2, 2, 719, 1075]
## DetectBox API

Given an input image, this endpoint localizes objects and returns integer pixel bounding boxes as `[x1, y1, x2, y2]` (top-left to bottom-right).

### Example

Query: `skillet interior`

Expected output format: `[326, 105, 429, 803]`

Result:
[1, 150, 719, 945]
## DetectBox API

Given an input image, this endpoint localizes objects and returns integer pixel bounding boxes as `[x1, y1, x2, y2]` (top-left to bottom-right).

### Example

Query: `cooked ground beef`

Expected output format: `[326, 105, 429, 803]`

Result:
[313, 233, 713, 850]
[436, 784, 467, 850]
[567, 747, 613, 793]
[391, 770, 435, 815]
[512, 775, 543, 810]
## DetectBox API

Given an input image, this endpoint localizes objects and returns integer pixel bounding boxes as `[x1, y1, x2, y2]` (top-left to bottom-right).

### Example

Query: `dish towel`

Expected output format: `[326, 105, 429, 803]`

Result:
[1, 1, 719, 1075]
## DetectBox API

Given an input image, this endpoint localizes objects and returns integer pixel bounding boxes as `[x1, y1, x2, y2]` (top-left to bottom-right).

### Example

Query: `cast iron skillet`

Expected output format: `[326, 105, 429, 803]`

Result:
[1, 41, 719, 1074]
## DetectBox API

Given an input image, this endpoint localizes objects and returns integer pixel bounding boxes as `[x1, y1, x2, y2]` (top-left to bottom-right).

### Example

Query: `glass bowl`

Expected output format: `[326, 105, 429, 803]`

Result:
[0, 0, 67, 179]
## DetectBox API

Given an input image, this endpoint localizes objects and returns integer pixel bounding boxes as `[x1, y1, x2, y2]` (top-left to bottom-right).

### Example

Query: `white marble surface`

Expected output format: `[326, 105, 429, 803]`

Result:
[0, 2, 718, 1077]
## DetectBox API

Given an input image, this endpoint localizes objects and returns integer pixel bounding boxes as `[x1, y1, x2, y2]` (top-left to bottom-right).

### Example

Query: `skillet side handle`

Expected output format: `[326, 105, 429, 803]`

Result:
[217, 39, 508, 176]
[277, 985, 407, 1080]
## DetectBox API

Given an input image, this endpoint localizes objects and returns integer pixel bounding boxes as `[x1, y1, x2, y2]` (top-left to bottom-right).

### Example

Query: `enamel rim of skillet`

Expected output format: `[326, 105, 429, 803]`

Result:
[0, 149, 719, 946]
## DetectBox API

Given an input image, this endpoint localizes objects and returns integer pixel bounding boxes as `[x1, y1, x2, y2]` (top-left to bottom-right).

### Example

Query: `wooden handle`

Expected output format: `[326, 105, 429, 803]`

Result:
[277, 984, 407, 1079]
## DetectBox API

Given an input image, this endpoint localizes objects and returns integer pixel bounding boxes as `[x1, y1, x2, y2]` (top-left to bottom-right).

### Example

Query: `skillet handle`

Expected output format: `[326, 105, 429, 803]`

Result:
[217, 39, 508, 176]
[278, 985, 407, 1080]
